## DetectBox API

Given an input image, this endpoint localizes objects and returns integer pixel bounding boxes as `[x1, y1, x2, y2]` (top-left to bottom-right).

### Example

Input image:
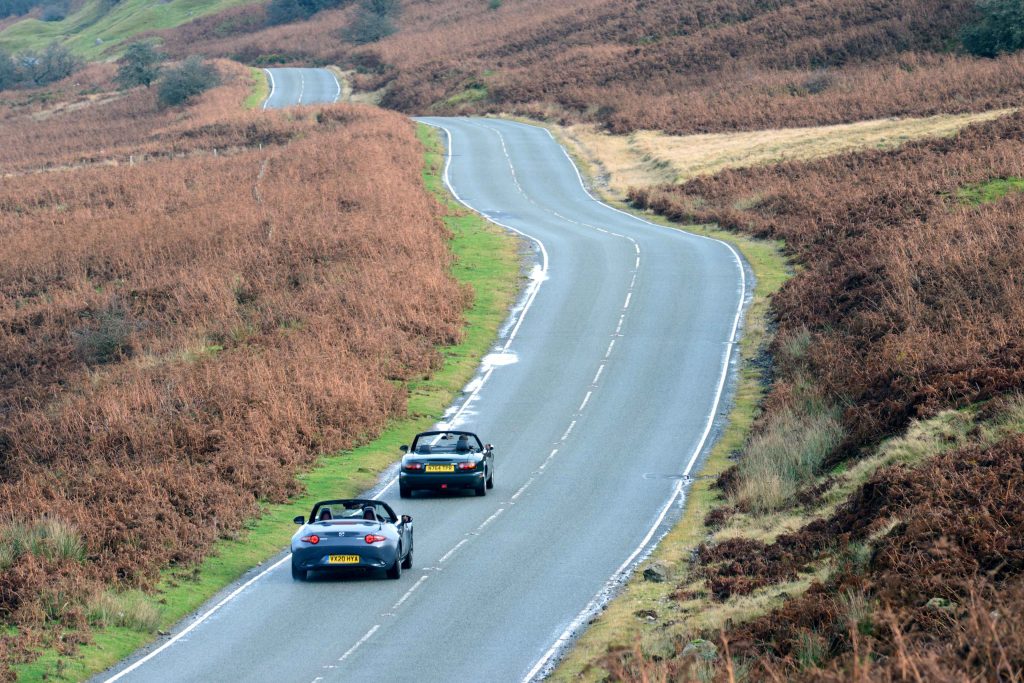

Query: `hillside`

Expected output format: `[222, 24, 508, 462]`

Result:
[148, 0, 1024, 133]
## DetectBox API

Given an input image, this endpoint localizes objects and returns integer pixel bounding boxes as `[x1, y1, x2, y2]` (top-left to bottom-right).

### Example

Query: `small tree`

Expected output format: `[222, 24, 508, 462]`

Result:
[343, 0, 399, 44]
[116, 42, 163, 89]
[0, 51, 18, 91]
[962, 0, 1024, 57]
[157, 56, 220, 107]
[17, 42, 79, 86]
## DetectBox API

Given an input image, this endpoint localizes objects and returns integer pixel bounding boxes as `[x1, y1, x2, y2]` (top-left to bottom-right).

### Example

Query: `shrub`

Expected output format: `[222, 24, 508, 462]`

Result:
[266, 0, 352, 25]
[343, 0, 399, 44]
[72, 302, 134, 365]
[157, 56, 220, 106]
[962, 0, 1024, 57]
[116, 42, 163, 89]
[0, 518, 86, 566]
[17, 42, 79, 86]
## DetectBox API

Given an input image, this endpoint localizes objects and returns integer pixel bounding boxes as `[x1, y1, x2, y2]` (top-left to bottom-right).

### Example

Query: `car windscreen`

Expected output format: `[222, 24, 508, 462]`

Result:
[412, 432, 482, 455]
[312, 502, 394, 523]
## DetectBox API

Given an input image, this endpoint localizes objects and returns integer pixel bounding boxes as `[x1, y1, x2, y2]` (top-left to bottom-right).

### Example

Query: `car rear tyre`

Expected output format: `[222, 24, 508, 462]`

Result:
[401, 547, 413, 569]
[475, 477, 486, 497]
[386, 552, 403, 579]
[291, 562, 306, 581]
[399, 482, 411, 498]
[486, 469, 494, 489]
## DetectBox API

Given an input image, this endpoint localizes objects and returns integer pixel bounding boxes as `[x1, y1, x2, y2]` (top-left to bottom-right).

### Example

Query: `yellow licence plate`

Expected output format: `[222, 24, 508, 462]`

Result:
[328, 555, 360, 564]
[425, 464, 455, 473]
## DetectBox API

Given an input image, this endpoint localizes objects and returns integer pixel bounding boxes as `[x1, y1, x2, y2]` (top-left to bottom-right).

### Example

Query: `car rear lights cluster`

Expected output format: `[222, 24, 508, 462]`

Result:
[364, 534, 386, 544]
[457, 461, 478, 470]
[403, 462, 424, 471]
[300, 535, 320, 544]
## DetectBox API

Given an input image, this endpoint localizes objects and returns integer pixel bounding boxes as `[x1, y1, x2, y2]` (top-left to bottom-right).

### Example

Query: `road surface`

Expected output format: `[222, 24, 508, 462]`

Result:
[98, 83, 749, 683]
[261, 67, 340, 109]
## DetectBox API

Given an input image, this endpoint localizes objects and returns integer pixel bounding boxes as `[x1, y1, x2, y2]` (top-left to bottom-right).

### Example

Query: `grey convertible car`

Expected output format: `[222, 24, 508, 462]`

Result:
[290, 499, 413, 580]
[399, 430, 494, 498]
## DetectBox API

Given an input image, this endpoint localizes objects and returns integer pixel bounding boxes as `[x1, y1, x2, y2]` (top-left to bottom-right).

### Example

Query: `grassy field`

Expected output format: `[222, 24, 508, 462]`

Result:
[563, 109, 1015, 199]
[0, 0, 253, 58]
[13, 124, 521, 682]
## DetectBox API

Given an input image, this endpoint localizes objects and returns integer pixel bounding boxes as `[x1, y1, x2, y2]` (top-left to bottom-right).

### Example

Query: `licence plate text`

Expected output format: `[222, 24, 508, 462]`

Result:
[328, 555, 360, 564]
[425, 464, 455, 473]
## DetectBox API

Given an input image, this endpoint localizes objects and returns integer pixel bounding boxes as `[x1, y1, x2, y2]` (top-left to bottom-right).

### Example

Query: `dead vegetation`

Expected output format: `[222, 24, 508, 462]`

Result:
[588, 110, 1024, 681]
[0, 68, 465, 674]
[152, 0, 1024, 134]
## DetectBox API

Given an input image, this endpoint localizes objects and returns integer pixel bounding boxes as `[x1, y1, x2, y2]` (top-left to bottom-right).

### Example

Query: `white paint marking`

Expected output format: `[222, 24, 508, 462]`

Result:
[510, 478, 535, 501]
[261, 68, 276, 111]
[297, 68, 305, 104]
[635, 256, 640, 269]
[338, 624, 380, 663]
[103, 554, 291, 682]
[438, 538, 469, 564]
[391, 576, 429, 610]
[578, 391, 592, 412]
[477, 507, 505, 531]
[624, 292, 632, 309]
[560, 421, 576, 441]
[592, 365, 605, 384]
[605, 339, 615, 358]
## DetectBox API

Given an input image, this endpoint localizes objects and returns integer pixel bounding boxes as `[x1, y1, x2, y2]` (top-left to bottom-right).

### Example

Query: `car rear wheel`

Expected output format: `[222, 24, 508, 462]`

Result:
[401, 547, 413, 570]
[399, 482, 411, 498]
[386, 551, 403, 579]
[291, 562, 306, 581]
[486, 468, 494, 489]
[475, 477, 486, 497]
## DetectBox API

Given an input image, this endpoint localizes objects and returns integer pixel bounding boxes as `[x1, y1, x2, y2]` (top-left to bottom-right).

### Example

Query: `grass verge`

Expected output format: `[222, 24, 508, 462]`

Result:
[13, 122, 522, 682]
[243, 67, 268, 109]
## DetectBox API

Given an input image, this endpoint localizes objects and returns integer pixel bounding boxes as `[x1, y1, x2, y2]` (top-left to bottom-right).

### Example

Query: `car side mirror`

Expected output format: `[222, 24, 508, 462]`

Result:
[400, 444, 409, 453]
[485, 444, 493, 452]
[401, 515, 413, 524]
[293, 515, 304, 525]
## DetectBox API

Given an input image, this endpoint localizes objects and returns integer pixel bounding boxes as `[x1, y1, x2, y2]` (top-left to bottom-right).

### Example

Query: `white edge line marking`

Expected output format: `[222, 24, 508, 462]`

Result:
[329, 69, 341, 103]
[103, 554, 291, 682]
[338, 624, 381, 663]
[471, 119, 747, 681]
[261, 68, 276, 111]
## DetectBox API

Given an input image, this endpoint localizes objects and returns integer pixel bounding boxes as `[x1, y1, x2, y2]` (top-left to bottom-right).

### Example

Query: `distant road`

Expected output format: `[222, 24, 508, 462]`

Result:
[261, 67, 340, 109]
[97, 103, 749, 681]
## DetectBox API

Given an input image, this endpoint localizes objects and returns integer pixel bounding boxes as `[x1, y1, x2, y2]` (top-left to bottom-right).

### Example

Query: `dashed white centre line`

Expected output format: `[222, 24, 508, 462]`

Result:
[438, 539, 469, 563]
[605, 339, 616, 358]
[561, 420, 576, 441]
[478, 507, 506, 531]
[593, 365, 605, 384]
[392, 576, 429, 610]
[624, 292, 632, 309]
[338, 624, 380, 663]
[511, 477, 535, 501]
[578, 391, 592, 412]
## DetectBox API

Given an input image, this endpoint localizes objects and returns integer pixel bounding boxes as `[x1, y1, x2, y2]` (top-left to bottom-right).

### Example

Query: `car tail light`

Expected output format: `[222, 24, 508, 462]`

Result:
[458, 461, 477, 470]
[364, 534, 386, 544]
[404, 462, 424, 471]
[300, 535, 320, 544]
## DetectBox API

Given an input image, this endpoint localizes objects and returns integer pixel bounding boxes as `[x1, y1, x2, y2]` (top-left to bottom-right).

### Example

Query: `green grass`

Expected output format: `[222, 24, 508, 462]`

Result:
[0, 0, 254, 59]
[957, 176, 1024, 205]
[243, 67, 269, 109]
[14, 123, 521, 683]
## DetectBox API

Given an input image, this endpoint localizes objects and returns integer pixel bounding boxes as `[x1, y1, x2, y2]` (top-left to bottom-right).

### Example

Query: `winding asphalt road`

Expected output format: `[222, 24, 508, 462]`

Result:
[98, 75, 749, 683]
[261, 67, 340, 109]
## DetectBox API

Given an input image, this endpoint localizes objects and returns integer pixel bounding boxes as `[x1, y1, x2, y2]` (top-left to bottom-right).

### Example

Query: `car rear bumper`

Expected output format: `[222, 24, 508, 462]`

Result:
[291, 545, 393, 570]
[399, 471, 484, 490]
